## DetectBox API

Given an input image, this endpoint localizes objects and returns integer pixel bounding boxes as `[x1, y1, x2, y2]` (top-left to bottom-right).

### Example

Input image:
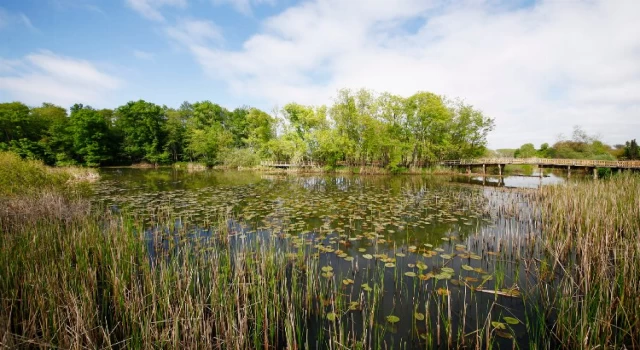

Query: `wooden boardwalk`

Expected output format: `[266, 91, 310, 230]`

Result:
[260, 161, 318, 168]
[440, 158, 640, 169]
[441, 157, 640, 178]
[261, 158, 640, 178]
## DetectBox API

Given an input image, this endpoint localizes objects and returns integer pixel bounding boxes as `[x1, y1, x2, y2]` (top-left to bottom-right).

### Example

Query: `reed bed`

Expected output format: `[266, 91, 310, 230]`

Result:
[535, 173, 640, 348]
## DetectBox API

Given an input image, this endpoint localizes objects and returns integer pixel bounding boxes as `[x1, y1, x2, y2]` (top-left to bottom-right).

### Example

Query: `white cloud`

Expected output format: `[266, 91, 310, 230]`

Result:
[166, 18, 222, 46]
[125, 0, 187, 21]
[211, 0, 274, 15]
[0, 7, 37, 31]
[169, 0, 640, 148]
[133, 49, 155, 60]
[0, 51, 122, 107]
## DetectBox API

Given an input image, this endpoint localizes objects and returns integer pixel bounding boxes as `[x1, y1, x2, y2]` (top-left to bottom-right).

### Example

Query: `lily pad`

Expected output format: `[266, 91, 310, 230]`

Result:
[414, 312, 425, 321]
[386, 315, 400, 323]
[362, 254, 373, 260]
[404, 272, 417, 277]
[503, 317, 520, 325]
[491, 321, 506, 330]
[495, 330, 513, 339]
[326, 312, 336, 321]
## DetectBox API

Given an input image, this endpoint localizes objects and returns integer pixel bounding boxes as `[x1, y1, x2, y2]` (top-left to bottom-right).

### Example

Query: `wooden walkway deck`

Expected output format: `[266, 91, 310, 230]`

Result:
[441, 157, 640, 178]
[261, 158, 639, 178]
[440, 158, 640, 169]
[260, 161, 318, 168]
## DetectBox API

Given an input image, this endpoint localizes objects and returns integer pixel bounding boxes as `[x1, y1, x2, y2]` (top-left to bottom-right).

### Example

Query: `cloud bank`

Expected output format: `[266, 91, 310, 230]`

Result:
[167, 0, 640, 148]
[0, 51, 122, 107]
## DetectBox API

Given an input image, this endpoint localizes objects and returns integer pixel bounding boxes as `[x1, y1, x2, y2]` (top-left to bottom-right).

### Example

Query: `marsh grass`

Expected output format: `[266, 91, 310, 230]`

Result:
[3, 151, 639, 349]
[535, 173, 640, 348]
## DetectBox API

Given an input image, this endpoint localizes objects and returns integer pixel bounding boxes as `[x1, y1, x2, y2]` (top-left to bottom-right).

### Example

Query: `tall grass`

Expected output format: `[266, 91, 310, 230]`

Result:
[535, 173, 640, 348]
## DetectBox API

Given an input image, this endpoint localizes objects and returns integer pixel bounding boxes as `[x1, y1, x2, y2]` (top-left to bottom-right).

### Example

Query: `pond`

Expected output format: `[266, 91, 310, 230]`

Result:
[92, 168, 567, 349]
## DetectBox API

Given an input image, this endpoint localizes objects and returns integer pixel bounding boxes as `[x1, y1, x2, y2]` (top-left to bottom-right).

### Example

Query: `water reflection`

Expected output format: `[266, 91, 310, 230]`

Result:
[93, 168, 555, 349]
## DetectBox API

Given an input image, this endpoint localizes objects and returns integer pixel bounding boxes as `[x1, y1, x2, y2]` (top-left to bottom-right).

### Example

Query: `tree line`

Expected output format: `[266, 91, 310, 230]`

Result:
[494, 126, 639, 161]
[0, 89, 494, 169]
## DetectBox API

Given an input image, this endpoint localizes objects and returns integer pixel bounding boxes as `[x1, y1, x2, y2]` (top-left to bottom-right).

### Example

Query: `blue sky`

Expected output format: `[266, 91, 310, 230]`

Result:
[0, 0, 638, 148]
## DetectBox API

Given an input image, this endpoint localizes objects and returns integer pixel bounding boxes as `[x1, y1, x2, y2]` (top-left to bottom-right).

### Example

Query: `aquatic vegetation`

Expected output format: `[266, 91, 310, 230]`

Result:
[2, 163, 638, 349]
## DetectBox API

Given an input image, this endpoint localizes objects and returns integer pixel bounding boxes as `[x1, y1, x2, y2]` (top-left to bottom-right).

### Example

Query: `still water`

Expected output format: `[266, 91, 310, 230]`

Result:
[93, 168, 565, 349]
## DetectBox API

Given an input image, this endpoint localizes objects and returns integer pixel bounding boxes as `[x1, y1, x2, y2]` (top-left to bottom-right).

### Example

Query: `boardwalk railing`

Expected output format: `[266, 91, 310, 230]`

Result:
[260, 161, 318, 167]
[440, 158, 640, 169]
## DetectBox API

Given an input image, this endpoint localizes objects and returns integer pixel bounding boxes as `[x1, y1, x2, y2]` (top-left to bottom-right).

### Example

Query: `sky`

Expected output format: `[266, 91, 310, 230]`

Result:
[0, 0, 638, 149]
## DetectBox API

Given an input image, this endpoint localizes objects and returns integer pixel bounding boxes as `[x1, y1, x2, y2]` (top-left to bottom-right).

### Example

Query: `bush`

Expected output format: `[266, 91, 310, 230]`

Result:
[222, 148, 261, 168]
[0, 152, 69, 197]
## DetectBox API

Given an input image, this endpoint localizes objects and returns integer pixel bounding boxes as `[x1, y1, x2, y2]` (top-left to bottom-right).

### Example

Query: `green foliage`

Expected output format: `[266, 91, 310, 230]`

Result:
[0, 88, 496, 168]
[68, 104, 111, 166]
[514, 127, 618, 161]
[185, 124, 233, 166]
[623, 139, 639, 160]
[514, 143, 537, 158]
[221, 148, 261, 168]
[116, 100, 167, 163]
[0, 152, 69, 196]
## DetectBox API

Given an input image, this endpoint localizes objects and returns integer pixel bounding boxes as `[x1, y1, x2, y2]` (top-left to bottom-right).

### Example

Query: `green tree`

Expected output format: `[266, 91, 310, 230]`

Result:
[514, 143, 537, 158]
[244, 108, 275, 156]
[623, 139, 639, 160]
[68, 104, 111, 166]
[116, 100, 167, 164]
[164, 108, 186, 162]
[185, 124, 233, 165]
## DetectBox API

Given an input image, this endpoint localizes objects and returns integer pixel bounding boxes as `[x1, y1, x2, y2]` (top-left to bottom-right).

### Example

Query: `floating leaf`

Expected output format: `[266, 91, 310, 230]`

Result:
[503, 317, 520, 325]
[491, 321, 506, 330]
[348, 301, 360, 311]
[321, 272, 334, 278]
[419, 273, 434, 281]
[470, 254, 482, 260]
[414, 312, 425, 321]
[462, 264, 474, 271]
[342, 278, 354, 285]
[495, 330, 513, 339]
[344, 256, 354, 262]
[358, 248, 367, 252]
[362, 254, 373, 260]
[440, 254, 453, 259]
[404, 272, 417, 277]
[321, 266, 334, 272]
[385, 263, 396, 268]
[326, 312, 336, 321]
[435, 273, 452, 280]
[396, 253, 406, 257]
[386, 315, 400, 323]
[441, 267, 454, 273]
[436, 288, 450, 296]
[416, 262, 428, 270]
